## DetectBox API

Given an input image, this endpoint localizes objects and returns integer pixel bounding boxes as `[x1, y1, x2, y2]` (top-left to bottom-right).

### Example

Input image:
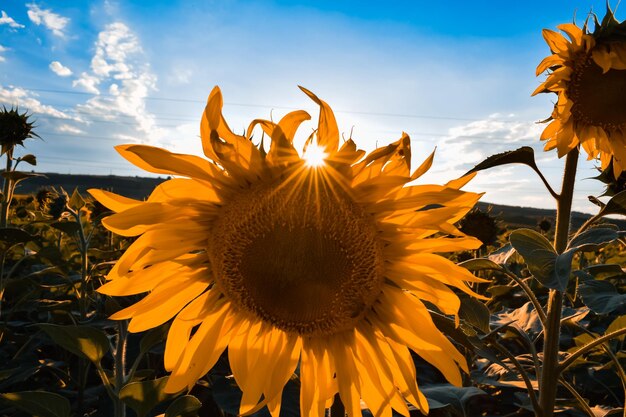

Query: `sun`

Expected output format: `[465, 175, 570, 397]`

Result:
[303, 143, 328, 167]
[533, 7, 626, 176]
[90, 85, 485, 417]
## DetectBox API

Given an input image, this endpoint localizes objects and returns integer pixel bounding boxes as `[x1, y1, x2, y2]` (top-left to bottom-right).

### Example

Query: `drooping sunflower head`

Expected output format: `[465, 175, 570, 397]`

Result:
[0, 106, 40, 155]
[90, 86, 486, 417]
[533, 6, 626, 176]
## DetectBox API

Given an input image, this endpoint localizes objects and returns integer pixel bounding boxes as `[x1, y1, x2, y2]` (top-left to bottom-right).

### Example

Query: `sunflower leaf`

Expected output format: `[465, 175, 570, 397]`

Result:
[464, 147, 539, 176]
[0, 391, 71, 417]
[38, 324, 110, 364]
[578, 280, 626, 314]
[50, 221, 80, 236]
[554, 227, 623, 292]
[567, 227, 621, 252]
[18, 154, 37, 166]
[459, 295, 491, 333]
[509, 229, 564, 290]
[119, 376, 174, 417]
[164, 395, 202, 417]
[458, 258, 502, 272]
[69, 188, 86, 211]
[421, 384, 487, 415]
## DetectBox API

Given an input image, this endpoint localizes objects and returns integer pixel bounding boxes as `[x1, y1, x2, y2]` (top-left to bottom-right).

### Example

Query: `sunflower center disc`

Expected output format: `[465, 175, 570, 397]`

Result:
[570, 56, 626, 129]
[209, 179, 384, 336]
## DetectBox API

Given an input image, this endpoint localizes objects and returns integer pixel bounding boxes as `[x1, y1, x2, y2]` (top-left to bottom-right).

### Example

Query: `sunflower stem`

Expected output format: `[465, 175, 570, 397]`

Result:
[539, 149, 578, 417]
[0, 149, 14, 228]
[113, 320, 128, 417]
[330, 393, 345, 417]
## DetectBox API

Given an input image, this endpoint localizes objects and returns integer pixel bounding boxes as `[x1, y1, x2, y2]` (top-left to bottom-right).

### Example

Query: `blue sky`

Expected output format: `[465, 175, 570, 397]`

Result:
[0, 0, 620, 212]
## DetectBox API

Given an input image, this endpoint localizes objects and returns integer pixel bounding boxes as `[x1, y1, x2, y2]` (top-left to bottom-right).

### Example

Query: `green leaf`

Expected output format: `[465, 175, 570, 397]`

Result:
[584, 263, 625, 276]
[39, 324, 110, 364]
[509, 229, 563, 290]
[19, 154, 37, 166]
[567, 227, 621, 252]
[119, 376, 175, 417]
[464, 146, 539, 176]
[554, 227, 623, 291]
[50, 220, 80, 235]
[0, 391, 71, 417]
[69, 188, 86, 211]
[599, 190, 626, 217]
[421, 384, 486, 415]
[458, 258, 502, 272]
[0, 227, 36, 247]
[165, 395, 202, 417]
[605, 315, 626, 342]
[579, 280, 626, 314]
[459, 295, 491, 334]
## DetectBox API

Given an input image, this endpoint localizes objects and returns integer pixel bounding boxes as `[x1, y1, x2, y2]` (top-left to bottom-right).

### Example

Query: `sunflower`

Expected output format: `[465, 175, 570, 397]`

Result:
[533, 7, 626, 177]
[90, 86, 485, 417]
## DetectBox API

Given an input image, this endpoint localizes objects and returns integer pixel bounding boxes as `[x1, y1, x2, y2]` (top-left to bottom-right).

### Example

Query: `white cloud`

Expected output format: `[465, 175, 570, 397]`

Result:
[73, 72, 100, 94]
[0, 10, 24, 28]
[49, 61, 72, 77]
[0, 85, 79, 120]
[74, 22, 162, 142]
[56, 123, 84, 134]
[0, 44, 7, 62]
[26, 3, 69, 37]
[434, 116, 544, 173]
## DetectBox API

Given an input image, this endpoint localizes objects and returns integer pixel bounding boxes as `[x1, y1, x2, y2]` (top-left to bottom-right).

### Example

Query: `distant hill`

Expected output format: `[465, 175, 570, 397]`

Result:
[13, 172, 626, 230]
[15, 172, 167, 200]
[476, 202, 626, 231]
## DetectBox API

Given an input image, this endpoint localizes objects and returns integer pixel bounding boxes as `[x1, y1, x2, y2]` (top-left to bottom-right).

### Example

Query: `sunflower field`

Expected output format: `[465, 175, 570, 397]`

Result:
[0, 6, 625, 417]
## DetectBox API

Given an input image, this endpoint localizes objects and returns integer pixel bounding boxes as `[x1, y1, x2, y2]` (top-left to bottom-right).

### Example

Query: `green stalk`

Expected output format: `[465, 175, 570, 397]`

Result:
[539, 149, 579, 417]
[0, 149, 14, 228]
[113, 321, 128, 417]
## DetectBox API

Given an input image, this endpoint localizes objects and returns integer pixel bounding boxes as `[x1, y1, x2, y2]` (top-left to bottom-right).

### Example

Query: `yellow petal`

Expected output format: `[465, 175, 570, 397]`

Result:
[116, 144, 227, 185]
[542, 29, 569, 54]
[88, 189, 141, 213]
[299, 86, 339, 154]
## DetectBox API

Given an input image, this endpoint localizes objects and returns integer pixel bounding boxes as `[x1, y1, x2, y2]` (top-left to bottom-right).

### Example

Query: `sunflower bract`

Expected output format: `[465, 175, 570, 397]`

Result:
[90, 86, 486, 417]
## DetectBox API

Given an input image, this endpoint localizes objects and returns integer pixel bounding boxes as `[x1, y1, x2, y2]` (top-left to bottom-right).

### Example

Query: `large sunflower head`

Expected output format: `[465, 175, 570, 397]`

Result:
[533, 6, 626, 176]
[91, 86, 485, 417]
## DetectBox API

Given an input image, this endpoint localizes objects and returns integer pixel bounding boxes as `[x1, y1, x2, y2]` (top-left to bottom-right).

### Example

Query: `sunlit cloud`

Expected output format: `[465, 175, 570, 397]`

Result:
[26, 3, 69, 37]
[49, 60, 73, 77]
[0, 45, 7, 62]
[0, 85, 78, 120]
[0, 10, 25, 29]
[74, 22, 163, 143]
[55, 123, 85, 134]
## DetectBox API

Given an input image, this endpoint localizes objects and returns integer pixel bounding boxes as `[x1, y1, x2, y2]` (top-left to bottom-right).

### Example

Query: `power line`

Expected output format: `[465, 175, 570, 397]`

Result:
[8, 86, 532, 123]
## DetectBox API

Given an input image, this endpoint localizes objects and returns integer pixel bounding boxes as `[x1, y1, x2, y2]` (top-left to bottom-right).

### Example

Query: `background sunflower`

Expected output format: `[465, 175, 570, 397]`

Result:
[533, 6, 626, 176]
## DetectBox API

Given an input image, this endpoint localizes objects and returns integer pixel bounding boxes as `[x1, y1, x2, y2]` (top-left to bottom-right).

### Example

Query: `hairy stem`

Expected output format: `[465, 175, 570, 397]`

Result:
[539, 149, 578, 417]
[114, 321, 128, 417]
[0, 149, 14, 228]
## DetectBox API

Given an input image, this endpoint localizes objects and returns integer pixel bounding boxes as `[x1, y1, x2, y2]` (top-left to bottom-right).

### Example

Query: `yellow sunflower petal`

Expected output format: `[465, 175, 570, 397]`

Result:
[116, 144, 227, 185]
[542, 29, 569, 54]
[87, 189, 141, 213]
[299, 86, 339, 154]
